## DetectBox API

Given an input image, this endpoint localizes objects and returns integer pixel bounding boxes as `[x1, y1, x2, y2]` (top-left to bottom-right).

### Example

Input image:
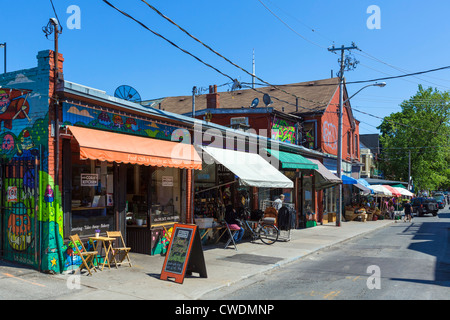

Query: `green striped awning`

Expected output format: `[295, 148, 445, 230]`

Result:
[266, 149, 319, 170]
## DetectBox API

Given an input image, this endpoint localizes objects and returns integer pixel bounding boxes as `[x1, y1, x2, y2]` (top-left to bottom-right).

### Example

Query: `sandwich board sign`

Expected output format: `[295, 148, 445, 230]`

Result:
[160, 223, 207, 284]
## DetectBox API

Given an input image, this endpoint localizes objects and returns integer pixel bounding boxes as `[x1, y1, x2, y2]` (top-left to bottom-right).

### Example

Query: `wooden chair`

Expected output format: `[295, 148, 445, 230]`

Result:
[69, 234, 98, 276]
[106, 231, 132, 267]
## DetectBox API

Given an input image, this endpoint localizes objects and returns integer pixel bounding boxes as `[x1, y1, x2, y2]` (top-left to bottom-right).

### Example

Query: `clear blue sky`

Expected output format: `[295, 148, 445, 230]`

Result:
[2, 0, 450, 135]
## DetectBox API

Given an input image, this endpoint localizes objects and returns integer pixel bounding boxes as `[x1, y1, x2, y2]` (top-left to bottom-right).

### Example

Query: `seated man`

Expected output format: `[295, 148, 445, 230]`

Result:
[224, 203, 244, 243]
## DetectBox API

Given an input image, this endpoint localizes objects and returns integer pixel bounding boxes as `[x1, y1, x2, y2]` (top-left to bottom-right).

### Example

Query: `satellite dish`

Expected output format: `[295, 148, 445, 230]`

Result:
[114, 85, 142, 103]
[250, 98, 259, 108]
[263, 93, 272, 106]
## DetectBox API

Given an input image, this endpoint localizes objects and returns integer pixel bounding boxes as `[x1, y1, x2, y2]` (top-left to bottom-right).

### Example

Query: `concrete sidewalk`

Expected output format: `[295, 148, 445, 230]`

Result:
[49, 219, 394, 300]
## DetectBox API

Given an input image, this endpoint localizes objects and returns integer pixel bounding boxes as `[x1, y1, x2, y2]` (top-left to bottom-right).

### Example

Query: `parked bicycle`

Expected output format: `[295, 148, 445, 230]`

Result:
[241, 217, 279, 245]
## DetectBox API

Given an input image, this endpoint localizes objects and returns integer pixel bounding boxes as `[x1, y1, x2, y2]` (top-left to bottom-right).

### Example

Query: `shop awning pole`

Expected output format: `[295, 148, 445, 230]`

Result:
[194, 180, 238, 194]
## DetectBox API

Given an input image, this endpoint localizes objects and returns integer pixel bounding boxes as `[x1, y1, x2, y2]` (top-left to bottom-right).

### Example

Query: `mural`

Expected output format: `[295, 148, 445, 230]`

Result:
[0, 54, 64, 274]
[271, 118, 296, 144]
[63, 102, 186, 141]
[323, 121, 337, 151]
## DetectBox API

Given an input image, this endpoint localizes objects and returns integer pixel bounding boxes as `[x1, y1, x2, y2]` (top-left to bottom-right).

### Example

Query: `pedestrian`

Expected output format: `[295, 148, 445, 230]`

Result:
[403, 199, 412, 222]
[225, 202, 244, 243]
[388, 198, 395, 219]
[273, 194, 285, 211]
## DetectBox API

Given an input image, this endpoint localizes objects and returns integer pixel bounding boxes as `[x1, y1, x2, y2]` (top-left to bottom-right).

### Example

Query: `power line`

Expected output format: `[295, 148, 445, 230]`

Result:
[256, 0, 328, 50]
[346, 65, 450, 85]
[103, 0, 330, 114]
[139, 0, 327, 108]
[102, 0, 235, 82]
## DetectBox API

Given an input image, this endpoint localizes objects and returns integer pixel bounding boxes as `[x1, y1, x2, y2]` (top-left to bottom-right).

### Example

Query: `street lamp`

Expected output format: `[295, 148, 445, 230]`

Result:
[336, 81, 386, 226]
[0, 43, 5, 73]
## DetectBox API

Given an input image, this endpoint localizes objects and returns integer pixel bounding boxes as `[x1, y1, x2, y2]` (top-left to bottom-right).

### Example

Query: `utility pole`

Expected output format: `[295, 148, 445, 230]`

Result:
[328, 43, 358, 227]
[408, 150, 411, 191]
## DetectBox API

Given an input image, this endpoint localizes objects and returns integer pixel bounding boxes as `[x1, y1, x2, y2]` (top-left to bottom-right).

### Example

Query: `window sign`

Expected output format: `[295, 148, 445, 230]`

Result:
[81, 174, 98, 187]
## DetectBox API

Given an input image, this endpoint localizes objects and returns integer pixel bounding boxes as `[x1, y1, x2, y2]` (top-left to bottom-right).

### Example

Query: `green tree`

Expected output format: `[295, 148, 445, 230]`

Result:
[378, 85, 450, 191]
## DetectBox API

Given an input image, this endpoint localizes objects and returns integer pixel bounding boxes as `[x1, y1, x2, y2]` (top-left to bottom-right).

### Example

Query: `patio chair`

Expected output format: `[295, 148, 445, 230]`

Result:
[224, 222, 238, 251]
[69, 234, 98, 276]
[106, 231, 132, 267]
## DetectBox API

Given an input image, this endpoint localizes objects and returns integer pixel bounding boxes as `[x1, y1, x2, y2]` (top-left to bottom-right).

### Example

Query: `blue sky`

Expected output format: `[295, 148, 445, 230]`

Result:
[2, 0, 450, 135]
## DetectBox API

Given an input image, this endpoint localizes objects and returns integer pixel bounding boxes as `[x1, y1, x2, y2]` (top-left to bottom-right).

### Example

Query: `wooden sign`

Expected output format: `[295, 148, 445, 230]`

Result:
[160, 223, 207, 284]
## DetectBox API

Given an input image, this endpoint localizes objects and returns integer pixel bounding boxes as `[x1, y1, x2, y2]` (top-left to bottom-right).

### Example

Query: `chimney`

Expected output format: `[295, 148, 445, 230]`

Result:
[206, 84, 220, 109]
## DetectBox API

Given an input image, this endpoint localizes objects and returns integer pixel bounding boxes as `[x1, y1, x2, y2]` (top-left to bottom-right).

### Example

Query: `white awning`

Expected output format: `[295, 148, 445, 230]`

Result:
[201, 146, 293, 188]
[370, 185, 392, 196]
[393, 187, 414, 197]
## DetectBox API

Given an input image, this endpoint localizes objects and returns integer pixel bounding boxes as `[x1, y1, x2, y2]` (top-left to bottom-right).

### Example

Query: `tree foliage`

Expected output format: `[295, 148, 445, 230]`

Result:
[378, 85, 450, 191]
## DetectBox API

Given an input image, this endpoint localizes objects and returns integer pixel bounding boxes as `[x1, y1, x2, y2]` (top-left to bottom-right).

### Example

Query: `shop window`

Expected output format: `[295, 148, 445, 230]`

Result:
[151, 167, 181, 224]
[302, 121, 316, 149]
[70, 158, 114, 237]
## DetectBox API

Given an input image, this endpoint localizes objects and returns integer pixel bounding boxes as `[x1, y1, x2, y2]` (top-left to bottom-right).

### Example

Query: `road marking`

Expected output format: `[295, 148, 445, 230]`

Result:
[2, 273, 46, 288]
[323, 290, 341, 299]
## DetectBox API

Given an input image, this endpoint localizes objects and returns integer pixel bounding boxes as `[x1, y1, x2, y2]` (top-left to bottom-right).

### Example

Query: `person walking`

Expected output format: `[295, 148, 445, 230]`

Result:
[403, 199, 412, 222]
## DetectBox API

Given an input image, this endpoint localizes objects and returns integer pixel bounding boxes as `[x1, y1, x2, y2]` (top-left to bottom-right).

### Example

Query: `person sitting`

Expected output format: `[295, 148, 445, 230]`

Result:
[224, 203, 244, 243]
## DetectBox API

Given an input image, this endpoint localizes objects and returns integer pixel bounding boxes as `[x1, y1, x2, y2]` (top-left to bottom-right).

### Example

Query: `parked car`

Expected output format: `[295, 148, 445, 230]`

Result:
[411, 197, 439, 216]
[433, 194, 446, 207]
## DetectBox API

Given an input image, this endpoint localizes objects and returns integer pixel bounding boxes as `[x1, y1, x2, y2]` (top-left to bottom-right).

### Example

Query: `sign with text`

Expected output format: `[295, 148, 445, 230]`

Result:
[160, 224, 207, 284]
[81, 174, 98, 187]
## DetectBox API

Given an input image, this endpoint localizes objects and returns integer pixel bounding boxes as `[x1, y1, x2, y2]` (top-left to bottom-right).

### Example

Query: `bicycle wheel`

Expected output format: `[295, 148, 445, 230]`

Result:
[258, 224, 279, 245]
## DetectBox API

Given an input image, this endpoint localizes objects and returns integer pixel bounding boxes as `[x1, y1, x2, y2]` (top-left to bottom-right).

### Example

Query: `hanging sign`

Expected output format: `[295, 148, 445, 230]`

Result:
[160, 224, 207, 284]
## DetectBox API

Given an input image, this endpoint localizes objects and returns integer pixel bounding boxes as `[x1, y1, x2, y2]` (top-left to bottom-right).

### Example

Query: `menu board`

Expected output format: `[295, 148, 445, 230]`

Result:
[160, 224, 207, 284]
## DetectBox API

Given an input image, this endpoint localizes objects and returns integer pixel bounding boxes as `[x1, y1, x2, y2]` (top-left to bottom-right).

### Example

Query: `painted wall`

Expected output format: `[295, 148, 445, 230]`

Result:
[0, 50, 65, 273]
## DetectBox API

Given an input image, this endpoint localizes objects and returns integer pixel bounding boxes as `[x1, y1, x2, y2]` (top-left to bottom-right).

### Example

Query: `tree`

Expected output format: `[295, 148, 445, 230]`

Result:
[378, 85, 450, 191]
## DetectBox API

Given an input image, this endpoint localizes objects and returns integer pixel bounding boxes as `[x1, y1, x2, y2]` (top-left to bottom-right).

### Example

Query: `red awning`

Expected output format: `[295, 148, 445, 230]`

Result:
[68, 125, 202, 170]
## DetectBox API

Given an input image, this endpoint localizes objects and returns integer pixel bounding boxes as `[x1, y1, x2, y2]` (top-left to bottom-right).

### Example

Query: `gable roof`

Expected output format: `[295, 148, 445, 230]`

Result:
[144, 77, 341, 116]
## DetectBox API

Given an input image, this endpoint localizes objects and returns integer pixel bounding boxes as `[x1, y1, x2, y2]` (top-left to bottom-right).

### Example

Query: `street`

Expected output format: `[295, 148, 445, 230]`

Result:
[203, 207, 450, 300]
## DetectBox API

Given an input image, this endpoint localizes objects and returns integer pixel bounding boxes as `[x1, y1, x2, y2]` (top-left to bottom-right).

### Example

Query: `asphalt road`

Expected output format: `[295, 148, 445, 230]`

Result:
[203, 207, 450, 300]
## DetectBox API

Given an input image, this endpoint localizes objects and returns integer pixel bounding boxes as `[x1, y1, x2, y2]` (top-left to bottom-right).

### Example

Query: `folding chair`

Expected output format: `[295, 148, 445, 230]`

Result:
[224, 223, 238, 251]
[106, 231, 132, 267]
[69, 234, 98, 276]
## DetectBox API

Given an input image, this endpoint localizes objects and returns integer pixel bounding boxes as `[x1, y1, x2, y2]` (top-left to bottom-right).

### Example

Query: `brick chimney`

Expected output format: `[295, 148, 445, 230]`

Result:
[206, 84, 220, 109]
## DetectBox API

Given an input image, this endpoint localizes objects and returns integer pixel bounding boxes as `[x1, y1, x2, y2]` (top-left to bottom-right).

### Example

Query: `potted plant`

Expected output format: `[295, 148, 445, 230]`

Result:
[95, 229, 100, 238]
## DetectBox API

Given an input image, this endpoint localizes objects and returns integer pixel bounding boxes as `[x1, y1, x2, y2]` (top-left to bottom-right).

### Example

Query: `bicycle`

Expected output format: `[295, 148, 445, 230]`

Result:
[241, 217, 279, 245]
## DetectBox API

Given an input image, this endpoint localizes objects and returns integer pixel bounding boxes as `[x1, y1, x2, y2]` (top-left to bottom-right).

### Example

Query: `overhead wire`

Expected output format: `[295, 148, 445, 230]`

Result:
[139, 0, 329, 108]
[103, 0, 450, 139]
[102, 0, 331, 114]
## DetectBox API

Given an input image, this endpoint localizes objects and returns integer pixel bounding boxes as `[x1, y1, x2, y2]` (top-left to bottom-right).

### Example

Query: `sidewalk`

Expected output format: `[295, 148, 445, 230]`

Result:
[49, 219, 394, 300]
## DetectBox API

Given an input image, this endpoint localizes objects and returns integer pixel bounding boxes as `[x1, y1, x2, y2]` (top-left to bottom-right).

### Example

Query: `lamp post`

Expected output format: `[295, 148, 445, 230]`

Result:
[0, 43, 6, 73]
[336, 81, 386, 227]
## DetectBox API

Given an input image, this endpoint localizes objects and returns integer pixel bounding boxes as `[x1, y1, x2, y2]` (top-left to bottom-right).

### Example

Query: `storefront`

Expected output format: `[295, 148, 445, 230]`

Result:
[265, 149, 319, 228]
[304, 158, 342, 225]
[193, 146, 293, 231]
[61, 106, 202, 259]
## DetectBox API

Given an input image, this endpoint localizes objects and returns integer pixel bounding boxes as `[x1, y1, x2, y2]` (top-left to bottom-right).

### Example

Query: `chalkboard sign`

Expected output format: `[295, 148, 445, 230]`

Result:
[160, 224, 207, 284]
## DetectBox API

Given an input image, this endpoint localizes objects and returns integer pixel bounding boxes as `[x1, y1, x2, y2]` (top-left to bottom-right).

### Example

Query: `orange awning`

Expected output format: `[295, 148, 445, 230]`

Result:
[67, 126, 202, 170]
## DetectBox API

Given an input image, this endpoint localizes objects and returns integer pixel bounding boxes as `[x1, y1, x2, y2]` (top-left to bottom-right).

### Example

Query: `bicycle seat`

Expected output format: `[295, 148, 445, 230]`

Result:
[261, 217, 276, 225]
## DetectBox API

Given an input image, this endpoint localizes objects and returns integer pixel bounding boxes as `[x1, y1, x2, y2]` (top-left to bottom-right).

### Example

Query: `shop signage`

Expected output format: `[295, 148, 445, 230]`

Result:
[81, 174, 98, 186]
[160, 224, 207, 284]
[162, 176, 173, 187]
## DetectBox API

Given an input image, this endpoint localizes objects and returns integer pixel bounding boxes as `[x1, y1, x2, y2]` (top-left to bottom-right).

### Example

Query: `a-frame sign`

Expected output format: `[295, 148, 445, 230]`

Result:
[160, 223, 207, 284]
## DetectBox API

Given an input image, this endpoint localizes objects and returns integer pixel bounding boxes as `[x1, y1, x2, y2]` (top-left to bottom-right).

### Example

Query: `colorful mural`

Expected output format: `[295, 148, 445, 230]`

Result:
[62, 102, 187, 142]
[0, 51, 65, 274]
[271, 118, 296, 144]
